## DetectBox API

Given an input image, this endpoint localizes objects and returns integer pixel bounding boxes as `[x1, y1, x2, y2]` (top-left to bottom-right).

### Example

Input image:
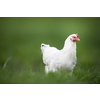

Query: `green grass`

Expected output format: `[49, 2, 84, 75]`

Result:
[0, 17, 100, 84]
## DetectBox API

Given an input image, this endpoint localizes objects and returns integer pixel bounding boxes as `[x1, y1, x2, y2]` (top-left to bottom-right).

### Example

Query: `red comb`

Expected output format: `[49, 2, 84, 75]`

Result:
[76, 33, 79, 38]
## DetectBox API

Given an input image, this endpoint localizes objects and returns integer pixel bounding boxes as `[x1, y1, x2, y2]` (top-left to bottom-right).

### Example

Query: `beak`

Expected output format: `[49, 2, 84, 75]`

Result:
[76, 38, 80, 41]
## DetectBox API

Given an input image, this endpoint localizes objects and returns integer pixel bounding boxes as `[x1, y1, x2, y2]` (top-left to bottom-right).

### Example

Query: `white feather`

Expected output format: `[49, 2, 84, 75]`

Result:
[41, 34, 79, 74]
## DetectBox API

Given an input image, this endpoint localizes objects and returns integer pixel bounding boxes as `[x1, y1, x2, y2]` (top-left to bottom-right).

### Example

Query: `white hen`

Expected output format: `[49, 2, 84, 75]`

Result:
[41, 34, 80, 74]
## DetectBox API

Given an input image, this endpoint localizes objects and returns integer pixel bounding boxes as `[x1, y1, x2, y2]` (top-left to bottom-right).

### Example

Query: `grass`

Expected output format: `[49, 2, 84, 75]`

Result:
[0, 17, 100, 84]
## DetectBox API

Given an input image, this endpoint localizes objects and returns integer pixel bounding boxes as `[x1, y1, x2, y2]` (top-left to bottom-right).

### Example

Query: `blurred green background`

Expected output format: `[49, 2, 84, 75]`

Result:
[0, 17, 100, 84]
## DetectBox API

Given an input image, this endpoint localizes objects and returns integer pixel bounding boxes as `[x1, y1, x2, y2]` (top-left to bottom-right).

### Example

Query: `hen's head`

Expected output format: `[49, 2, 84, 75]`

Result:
[70, 33, 80, 42]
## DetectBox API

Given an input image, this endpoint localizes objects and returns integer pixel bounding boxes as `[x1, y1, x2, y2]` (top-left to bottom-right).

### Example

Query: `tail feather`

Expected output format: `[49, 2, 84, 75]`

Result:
[41, 43, 49, 53]
[41, 43, 45, 47]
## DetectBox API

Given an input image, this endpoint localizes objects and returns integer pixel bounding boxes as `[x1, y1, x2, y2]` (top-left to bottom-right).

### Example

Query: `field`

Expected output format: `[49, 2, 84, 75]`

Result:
[0, 17, 100, 84]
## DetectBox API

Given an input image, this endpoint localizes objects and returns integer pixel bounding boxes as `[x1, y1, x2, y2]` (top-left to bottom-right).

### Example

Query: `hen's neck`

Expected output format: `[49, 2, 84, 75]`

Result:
[62, 38, 76, 52]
